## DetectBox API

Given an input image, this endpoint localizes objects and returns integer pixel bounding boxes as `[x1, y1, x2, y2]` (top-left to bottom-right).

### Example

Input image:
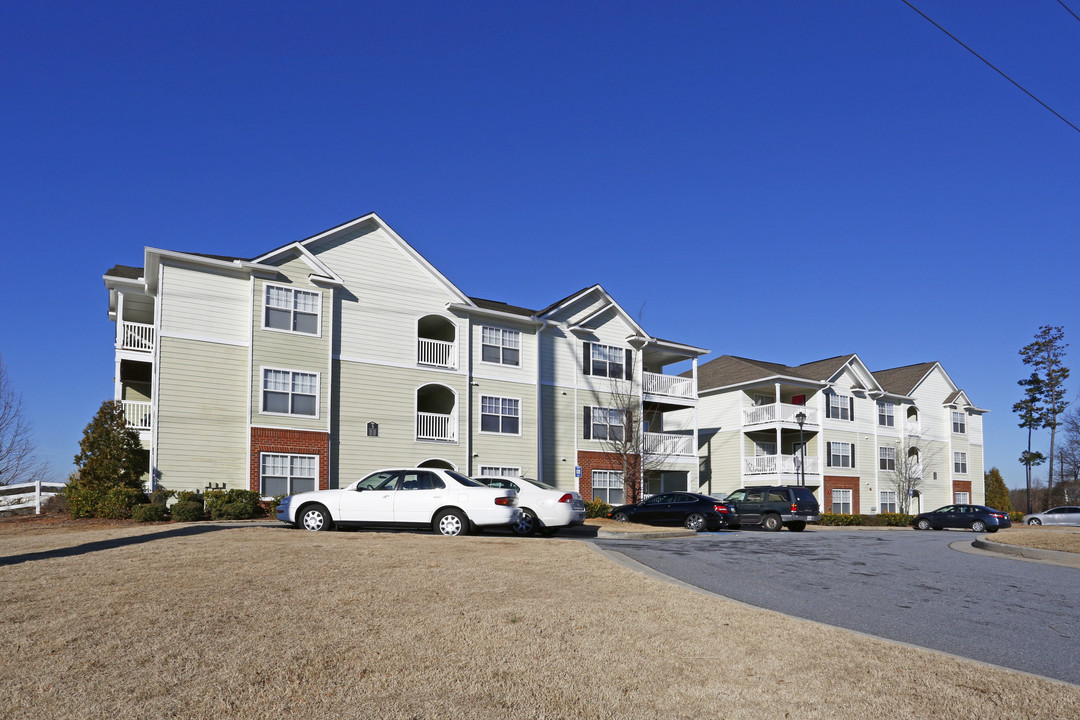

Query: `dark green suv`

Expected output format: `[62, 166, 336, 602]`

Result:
[724, 485, 820, 532]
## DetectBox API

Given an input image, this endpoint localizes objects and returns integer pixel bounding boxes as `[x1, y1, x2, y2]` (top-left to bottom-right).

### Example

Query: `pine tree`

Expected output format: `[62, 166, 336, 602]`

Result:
[71, 400, 145, 491]
[1018, 326, 1070, 503]
[983, 467, 1011, 512]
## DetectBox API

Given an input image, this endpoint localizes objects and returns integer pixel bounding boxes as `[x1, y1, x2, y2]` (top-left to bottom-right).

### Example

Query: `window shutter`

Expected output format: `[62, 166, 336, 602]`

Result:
[583, 343, 591, 375]
[624, 349, 633, 380]
[849, 397, 855, 421]
[583, 407, 591, 439]
[851, 444, 855, 467]
[826, 442, 832, 467]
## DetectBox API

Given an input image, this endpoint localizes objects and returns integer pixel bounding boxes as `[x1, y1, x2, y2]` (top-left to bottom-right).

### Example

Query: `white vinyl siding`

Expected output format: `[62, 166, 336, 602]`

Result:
[159, 262, 250, 344]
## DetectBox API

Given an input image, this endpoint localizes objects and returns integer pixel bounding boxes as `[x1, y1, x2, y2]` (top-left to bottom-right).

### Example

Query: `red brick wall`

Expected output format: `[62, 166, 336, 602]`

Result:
[250, 427, 330, 493]
[823, 475, 861, 514]
[578, 450, 641, 503]
[953, 480, 972, 502]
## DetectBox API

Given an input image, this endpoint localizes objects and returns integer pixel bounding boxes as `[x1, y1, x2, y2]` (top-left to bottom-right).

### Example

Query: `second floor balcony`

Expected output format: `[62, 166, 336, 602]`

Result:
[119, 321, 155, 353]
[643, 372, 696, 402]
[744, 453, 820, 476]
[417, 338, 458, 369]
[743, 403, 819, 428]
[643, 432, 695, 458]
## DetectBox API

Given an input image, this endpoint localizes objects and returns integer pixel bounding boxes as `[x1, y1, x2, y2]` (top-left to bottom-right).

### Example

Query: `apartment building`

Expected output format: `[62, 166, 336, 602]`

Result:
[103, 213, 706, 501]
[688, 354, 986, 514]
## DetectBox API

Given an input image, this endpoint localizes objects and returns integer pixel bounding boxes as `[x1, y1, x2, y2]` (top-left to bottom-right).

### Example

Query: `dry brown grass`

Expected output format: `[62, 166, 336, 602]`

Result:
[2, 521, 1079, 720]
[990, 524, 1080, 554]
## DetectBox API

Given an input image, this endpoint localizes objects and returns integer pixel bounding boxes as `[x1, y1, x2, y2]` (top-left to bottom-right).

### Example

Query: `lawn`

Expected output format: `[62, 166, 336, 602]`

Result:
[1, 518, 1078, 719]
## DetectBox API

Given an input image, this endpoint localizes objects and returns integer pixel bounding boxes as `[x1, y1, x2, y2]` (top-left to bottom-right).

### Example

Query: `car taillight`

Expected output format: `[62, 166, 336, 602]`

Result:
[714, 504, 729, 514]
[557, 493, 574, 503]
[495, 496, 515, 506]
[791, 503, 798, 512]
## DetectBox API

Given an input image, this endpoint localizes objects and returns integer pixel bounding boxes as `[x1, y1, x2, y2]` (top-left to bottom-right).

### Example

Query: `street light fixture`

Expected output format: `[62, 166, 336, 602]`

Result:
[795, 411, 807, 487]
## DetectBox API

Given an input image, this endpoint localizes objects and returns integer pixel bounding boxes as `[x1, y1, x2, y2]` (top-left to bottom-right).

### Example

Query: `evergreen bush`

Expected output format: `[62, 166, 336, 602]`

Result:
[132, 503, 168, 522]
[584, 498, 612, 518]
[171, 500, 205, 522]
[205, 489, 262, 520]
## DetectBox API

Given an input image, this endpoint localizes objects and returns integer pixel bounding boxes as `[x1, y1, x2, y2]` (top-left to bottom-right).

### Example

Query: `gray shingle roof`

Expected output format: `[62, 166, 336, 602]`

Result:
[872, 362, 937, 395]
[693, 354, 856, 390]
[104, 265, 144, 280]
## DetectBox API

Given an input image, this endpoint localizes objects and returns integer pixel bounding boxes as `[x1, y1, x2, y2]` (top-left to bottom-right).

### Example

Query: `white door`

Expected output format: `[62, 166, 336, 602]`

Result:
[339, 470, 398, 522]
[393, 471, 448, 524]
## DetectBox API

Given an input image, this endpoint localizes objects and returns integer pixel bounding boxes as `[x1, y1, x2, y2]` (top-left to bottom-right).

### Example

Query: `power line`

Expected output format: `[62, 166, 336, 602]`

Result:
[900, 0, 1080, 135]
[1057, 0, 1080, 25]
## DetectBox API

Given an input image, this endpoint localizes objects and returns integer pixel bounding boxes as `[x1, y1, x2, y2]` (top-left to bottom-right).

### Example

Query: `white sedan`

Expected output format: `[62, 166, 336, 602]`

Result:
[472, 476, 585, 536]
[277, 468, 520, 536]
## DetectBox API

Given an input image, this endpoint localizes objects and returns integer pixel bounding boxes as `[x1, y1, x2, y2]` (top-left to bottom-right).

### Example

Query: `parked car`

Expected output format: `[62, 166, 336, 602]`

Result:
[608, 492, 739, 531]
[911, 504, 1012, 533]
[723, 485, 820, 531]
[1022, 506, 1080, 526]
[472, 476, 585, 535]
[276, 468, 520, 536]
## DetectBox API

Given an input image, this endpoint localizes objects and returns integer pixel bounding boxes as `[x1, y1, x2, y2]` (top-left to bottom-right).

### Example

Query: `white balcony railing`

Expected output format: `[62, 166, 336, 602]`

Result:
[744, 454, 820, 475]
[417, 339, 457, 369]
[123, 400, 152, 431]
[743, 403, 819, 427]
[121, 321, 155, 352]
[417, 412, 457, 442]
[905, 420, 921, 437]
[642, 372, 696, 400]
[643, 432, 695, 457]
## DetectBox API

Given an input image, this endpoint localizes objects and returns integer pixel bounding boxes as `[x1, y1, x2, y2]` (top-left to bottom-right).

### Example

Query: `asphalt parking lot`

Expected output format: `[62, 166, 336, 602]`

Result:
[594, 528, 1080, 685]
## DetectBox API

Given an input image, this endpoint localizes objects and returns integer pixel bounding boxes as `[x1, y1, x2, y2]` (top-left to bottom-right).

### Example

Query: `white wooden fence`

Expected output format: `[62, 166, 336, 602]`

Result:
[0, 481, 65, 514]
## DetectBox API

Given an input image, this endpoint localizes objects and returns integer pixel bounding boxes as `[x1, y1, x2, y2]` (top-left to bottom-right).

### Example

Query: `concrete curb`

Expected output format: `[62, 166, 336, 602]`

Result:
[970, 537, 1080, 569]
[595, 528, 696, 540]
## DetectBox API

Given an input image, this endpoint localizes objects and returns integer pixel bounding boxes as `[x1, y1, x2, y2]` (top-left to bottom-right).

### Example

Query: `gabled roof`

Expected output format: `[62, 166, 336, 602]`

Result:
[104, 264, 144, 281]
[694, 354, 863, 392]
[872, 362, 939, 396]
[468, 297, 538, 318]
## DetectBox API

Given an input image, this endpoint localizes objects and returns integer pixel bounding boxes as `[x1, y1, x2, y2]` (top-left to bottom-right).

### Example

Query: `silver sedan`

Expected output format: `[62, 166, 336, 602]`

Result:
[1023, 506, 1080, 526]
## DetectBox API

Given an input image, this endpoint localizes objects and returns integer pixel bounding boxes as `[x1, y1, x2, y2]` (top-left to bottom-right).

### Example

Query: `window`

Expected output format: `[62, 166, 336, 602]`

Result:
[481, 327, 520, 366]
[586, 407, 625, 441]
[954, 491, 970, 504]
[954, 452, 968, 474]
[588, 343, 626, 379]
[260, 453, 317, 496]
[264, 284, 320, 335]
[592, 470, 624, 504]
[479, 465, 522, 477]
[827, 393, 851, 420]
[952, 411, 967, 434]
[877, 401, 894, 427]
[832, 488, 852, 514]
[480, 396, 520, 434]
[880, 490, 898, 514]
[826, 441, 853, 468]
[262, 369, 318, 416]
[879, 446, 896, 471]
[754, 441, 776, 456]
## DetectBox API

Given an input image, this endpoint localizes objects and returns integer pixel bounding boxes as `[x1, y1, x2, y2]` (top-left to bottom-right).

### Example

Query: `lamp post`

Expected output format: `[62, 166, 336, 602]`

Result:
[795, 411, 807, 487]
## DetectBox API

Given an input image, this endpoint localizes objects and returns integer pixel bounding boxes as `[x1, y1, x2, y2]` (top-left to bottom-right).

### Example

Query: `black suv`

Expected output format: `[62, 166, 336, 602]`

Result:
[724, 485, 820, 531]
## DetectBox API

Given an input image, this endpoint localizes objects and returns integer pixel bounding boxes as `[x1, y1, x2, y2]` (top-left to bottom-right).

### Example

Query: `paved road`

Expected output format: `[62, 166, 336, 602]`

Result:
[595, 528, 1080, 685]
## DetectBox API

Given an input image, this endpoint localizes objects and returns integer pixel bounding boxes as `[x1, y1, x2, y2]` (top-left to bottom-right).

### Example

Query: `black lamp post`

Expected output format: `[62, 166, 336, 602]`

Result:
[795, 411, 807, 487]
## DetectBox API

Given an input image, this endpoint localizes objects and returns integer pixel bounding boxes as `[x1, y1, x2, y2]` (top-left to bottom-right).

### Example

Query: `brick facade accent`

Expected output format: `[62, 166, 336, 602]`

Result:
[250, 427, 331, 493]
[823, 475, 861, 514]
[577, 450, 641, 503]
[952, 480, 972, 502]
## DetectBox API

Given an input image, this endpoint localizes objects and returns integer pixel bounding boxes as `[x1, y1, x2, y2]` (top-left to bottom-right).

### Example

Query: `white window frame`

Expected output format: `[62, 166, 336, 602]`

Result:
[592, 470, 625, 504]
[832, 488, 852, 514]
[877, 401, 894, 427]
[828, 441, 853, 468]
[260, 452, 318, 497]
[754, 441, 777, 456]
[952, 411, 967, 434]
[261, 368, 320, 418]
[880, 490, 898, 514]
[954, 451, 968, 474]
[479, 395, 521, 436]
[954, 491, 971, 504]
[481, 326, 521, 367]
[827, 393, 851, 421]
[589, 406, 626, 442]
[478, 465, 522, 477]
[590, 343, 625, 379]
[263, 283, 322, 337]
[879, 446, 896, 471]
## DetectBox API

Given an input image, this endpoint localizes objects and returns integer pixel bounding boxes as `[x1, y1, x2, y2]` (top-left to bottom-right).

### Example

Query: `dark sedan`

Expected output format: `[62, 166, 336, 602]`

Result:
[911, 504, 1012, 533]
[608, 492, 739, 531]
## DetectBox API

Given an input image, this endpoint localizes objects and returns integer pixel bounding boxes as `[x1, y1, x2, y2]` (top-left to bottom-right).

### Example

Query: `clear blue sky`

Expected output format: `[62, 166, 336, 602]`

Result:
[3, 0, 1077, 488]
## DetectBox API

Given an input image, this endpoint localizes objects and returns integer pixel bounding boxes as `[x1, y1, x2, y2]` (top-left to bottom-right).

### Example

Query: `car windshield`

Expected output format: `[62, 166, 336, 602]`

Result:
[447, 471, 483, 487]
[519, 477, 558, 491]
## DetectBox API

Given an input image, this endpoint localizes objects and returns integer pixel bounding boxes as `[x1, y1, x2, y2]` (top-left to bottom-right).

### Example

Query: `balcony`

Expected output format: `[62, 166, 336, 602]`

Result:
[744, 454, 820, 476]
[642, 372, 696, 401]
[123, 400, 152, 431]
[643, 432, 695, 457]
[417, 338, 457, 369]
[743, 403, 819, 428]
[120, 321, 155, 353]
[417, 412, 457, 442]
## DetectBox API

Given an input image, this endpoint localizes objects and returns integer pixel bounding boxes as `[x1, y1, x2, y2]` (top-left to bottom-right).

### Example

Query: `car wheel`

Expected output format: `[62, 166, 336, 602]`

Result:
[512, 509, 539, 536]
[916, 519, 931, 531]
[1027, 518, 1042, 525]
[684, 513, 706, 531]
[435, 509, 469, 536]
[299, 505, 331, 532]
[786, 521, 806, 532]
[612, 512, 630, 523]
[762, 514, 782, 532]
[971, 520, 987, 533]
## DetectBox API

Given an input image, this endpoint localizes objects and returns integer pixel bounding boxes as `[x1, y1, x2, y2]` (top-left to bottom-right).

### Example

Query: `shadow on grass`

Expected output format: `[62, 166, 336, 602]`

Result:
[0, 523, 277, 567]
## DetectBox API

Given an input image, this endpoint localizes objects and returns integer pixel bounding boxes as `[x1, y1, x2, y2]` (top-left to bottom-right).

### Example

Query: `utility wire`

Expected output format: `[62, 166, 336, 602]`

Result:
[900, 0, 1080, 135]
[1057, 0, 1080, 25]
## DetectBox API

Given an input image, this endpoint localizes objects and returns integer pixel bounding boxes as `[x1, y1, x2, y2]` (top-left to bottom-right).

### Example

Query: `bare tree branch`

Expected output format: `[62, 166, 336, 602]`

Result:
[0, 356, 51, 486]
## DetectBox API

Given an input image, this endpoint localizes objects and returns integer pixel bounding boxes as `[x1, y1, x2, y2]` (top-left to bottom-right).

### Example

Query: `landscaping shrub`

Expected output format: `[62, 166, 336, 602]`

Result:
[148, 486, 176, 508]
[876, 513, 914, 527]
[1010, 511, 1025, 523]
[584, 498, 612, 519]
[132, 503, 168, 522]
[170, 500, 205, 522]
[259, 494, 286, 518]
[819, 513, 912, 527]
[66, 483, 146, 519]
[205, 489, 263, 520]
[818, 513, 862, 526]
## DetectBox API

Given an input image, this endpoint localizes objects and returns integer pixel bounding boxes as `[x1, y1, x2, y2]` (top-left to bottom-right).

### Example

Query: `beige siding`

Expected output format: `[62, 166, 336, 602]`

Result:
[469, 318, 538, 384]
[470, 377, 538, 478]
[540, 385, 580, 491]
[155, 337, 248, 492]
[159, 262, 250, 344]
[120, 291, 155, 324]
